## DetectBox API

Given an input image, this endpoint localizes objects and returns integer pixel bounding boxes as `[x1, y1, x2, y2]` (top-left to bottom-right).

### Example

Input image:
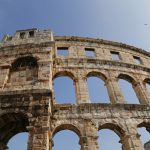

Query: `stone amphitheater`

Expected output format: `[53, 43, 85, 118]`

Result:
[0, 28, 150, 150]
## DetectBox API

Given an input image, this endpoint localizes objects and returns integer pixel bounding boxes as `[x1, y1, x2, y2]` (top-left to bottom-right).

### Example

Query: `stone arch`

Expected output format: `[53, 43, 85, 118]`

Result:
[143, 78, 150, 92]
[87, 71, 107, 81]
[118, 73, 136, 85]
[52, 123, 82, 150]
[137, 121, 150, 149]
[99, 123, 125, 138]
[118, 73, 140, 104]
[52, 123, 82, 137]
[11, 56, 38, 70]
[143, 78, 150, 84]
[0, 112, 29, 145]
[86, 71, 110, 103]
[98, 123, 126, 150]
[53, 71, 77, 104]
[9, 56, 38, 85]
[138, 121, 150, 132]
[53, 70, 75, 81]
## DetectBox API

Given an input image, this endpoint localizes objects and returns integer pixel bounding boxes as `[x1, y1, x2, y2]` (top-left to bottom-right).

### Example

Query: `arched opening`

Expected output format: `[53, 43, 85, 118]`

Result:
[53, 130, 80, 150]
[144, 79, 150, 93]
[87, 72, 110, 103]
[12, 56, 38, 69]
[98, 123, 124, 150]
[98, 129, 122, 150]
[52, 124, 81, 150]
[10, 56, 38, 85]
[0, 113, 29, 150]
[53, 72, 76, 104]
[138, 123, 150, 149]
[118, 74, 139, 104]
[7, 132, 29, 150]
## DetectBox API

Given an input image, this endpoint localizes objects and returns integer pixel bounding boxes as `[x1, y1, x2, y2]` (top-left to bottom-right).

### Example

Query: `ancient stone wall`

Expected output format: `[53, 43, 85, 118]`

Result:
[0, 29, 150, 150]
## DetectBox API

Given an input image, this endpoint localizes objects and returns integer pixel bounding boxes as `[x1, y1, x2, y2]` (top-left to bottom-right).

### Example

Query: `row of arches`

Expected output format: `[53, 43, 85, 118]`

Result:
[50, 122, 150, 150]
[4, 55, 150, 104]
[52, 128, 122, 150]
[6, 122, 150, 150]
[53, 71, 150, 104]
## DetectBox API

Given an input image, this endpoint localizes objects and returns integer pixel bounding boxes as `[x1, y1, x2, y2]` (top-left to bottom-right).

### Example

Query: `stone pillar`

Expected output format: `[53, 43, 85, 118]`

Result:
[27, 95, 51, 150]
[120, 125, 144, 150]
[133, 81, 150, 104]
[121, 133, 144, 150]
[80, 136, 99, 150]
[80, 120, 99, 150]
[106, 77, 125, 104]
[38, 61, 52, 89]
[49, 138, 53, 150]
[75, 77, 90, 104]
[27, 119, 50, 150]
[0, 67, 10, 90]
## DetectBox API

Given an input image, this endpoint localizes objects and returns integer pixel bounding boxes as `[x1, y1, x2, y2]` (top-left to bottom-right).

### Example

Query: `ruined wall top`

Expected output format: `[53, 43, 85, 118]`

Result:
[55, 36, 150, 58]
[0, 28, 54, 48]
[0, 28, 150, 56]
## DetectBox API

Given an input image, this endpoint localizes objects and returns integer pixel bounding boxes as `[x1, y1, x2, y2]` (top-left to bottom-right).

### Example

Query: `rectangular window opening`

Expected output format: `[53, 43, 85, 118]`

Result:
[111, 51, 120, 61]
[133, 56, 141, 65]
[29, 31, 35, 38]
[85, 48, 95, 57]
[20, 32, 25, 39]
[7, 36, 12, 41]
[57, 47, 68, 57]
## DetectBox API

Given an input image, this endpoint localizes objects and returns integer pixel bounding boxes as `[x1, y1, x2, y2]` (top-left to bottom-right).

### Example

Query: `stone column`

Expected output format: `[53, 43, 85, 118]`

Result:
[0, 67, 10, 90]
[75, 76, 90, 104]
[27, 95, 51, 150]
[106, 77, 125, 104]
[38, 61, 52, 89]
[121, 133, 144, 150]
[27, 118, 50, 150]
[49, 138, 53, 150]
[80, 120, 99, 150]
[133, 81, 150, 104]
[120, 124, 144, 150]
[80, 136, 99, 150]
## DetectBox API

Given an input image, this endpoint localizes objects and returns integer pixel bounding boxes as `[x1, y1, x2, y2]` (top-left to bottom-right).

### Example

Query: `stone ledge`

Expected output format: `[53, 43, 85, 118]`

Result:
[53, 103, 150, 112]
[0, 89, 52, 96]
[0, 41, 54, 51]
[54, 58, 150, 72]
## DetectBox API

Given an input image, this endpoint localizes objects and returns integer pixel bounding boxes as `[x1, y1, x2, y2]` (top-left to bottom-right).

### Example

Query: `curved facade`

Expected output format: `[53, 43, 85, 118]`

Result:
[0, 28, 150, 150]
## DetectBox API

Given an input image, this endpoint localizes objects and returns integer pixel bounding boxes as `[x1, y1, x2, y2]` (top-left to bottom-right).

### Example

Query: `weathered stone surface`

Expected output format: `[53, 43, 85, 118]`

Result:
[0, 29, 150, 150]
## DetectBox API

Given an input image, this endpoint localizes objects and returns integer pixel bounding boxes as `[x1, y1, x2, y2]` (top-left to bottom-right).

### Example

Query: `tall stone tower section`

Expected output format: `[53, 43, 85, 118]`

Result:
[0, 28, 150, 150]
[0, 29, 54, 150]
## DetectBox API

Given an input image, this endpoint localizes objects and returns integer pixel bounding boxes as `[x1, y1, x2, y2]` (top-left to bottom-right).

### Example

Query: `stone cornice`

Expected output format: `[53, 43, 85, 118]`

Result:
[54, 58, 150, 73]
[0, 41, 54, 52]
[55, 36, 150, 57]
[0, 89, 52, 96]
[53, 103, 150, 115]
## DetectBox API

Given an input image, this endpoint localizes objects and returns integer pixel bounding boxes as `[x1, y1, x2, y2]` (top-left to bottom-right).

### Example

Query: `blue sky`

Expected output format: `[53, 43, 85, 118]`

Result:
[0, 0, 150, 50]
[1, 0, 150, 149]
